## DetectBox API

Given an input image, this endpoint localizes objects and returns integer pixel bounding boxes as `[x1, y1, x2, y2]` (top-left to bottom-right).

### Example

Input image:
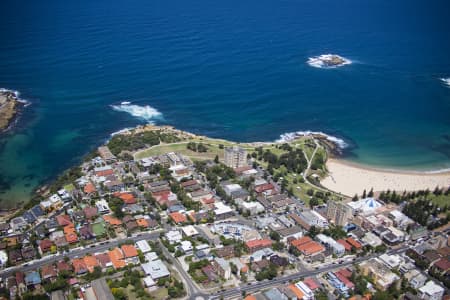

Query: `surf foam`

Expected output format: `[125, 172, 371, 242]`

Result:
[440, 77, 450, 87]
[0, 88, 31, 106]
[111, 102, 163, 123]
[277, 130, 349, 149]
[307, 54, 352, 69]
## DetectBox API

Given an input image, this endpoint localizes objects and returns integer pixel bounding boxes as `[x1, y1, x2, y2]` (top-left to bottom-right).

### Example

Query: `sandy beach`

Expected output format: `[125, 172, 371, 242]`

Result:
[322, 159, 450, 197]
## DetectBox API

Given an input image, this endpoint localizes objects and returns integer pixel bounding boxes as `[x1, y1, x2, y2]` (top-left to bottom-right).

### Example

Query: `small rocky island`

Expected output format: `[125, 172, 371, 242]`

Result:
[307, 54, 351, 68]
[0, 89, 24, 131]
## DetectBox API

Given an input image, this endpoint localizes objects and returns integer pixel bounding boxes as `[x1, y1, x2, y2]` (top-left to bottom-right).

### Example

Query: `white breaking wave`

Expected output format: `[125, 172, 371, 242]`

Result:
[277, 130, 349, 149]
[307, 54, 352, 69]
[111, 102, 163, 123]
[440, 77, 450, 87]
[110, 127, 134, 136]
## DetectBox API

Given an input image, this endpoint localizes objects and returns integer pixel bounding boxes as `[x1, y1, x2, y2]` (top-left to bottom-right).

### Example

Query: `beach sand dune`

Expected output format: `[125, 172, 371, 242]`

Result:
[322, 159, 450, 197]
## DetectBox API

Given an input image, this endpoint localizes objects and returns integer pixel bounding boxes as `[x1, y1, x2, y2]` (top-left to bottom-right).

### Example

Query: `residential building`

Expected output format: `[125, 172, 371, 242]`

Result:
[141, 260, 170, 280]
[294, 281, 314, 300]
[181, 225, 199, 237]
[97, 146, 116, 163]
[224, 146, 247, 168]
[359, 258, 400, 290]
[214, 202, 234, 220]
[165, 230, 183, 244]
[136, 240, 152, 253]
[327, 200, 353, 226]
[236, 200, 265, 215]
[405, 269, 427, 289]
[10, 217, 27, 232]
[294, 210, 328, 230]
[245, 239, 273, 253]
[418, 281, 444, 300]
[316, 234, 345, 256]
[361, 232, 383, 248]
[212, 257, 231, 280]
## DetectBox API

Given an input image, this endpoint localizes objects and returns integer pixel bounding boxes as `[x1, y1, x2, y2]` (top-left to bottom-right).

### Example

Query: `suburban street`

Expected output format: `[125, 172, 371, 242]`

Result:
[157, 240, 208, 300]
[0, 230, 163, 280]
[209, 246, 409, 300]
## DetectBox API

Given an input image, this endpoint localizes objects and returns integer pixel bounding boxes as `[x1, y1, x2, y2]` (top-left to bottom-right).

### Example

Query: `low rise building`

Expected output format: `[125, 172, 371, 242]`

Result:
[379, 253, 404, 269]
[361, 232, 383, 248]
[214, 202, 234, 220]
[245, 239, 272, 253]
[359, 258, 400, 290]
[294, 281, 314, 300]
[418, 281, 444, 300]
[294, 210, 328, 230]
[404, 269, 427, 289]
[236, 200, 265, 215]
[316, 234, 345, 256]
[181, 225, 199, 237]
[211, 257, 231, 280]
[165, 230, 183, 244]
[141, 260, 170, 280]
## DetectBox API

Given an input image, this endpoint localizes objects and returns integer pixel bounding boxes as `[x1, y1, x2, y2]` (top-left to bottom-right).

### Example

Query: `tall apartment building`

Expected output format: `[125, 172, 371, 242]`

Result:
[224, 146, 247, 168]
[327, 200, 353, 226]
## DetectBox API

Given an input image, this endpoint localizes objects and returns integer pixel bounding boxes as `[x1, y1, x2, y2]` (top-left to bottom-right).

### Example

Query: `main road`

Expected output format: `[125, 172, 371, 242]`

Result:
[0, 225, 410, 300]
[208, 246, 409, 300]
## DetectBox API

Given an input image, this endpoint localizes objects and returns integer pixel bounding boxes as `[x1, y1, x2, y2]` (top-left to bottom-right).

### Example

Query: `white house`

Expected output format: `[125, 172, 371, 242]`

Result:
[418, 281, 444, 300]
[141, 260, 170, 280]
[165, 230, 182, 244]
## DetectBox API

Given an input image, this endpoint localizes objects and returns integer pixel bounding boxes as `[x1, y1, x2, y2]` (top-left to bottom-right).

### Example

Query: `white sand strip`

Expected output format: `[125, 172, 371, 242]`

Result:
[322, 159, 450, 197]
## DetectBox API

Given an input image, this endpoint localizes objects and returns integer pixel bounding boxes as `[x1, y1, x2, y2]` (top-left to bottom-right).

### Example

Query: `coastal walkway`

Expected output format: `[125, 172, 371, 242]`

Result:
[301, 138, 334, 194]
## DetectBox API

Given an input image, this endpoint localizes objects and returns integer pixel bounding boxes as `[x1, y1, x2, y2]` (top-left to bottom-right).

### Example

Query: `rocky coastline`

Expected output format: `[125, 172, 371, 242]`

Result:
[0, 89, 27, 132]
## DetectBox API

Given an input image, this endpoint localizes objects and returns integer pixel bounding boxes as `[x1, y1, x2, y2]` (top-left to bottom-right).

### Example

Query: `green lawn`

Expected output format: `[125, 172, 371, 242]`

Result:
[134, 142, 223, 161]
[91, 221, 106, 236]
[150, 287, 168, 300]
[134, 136, 283, 162]
[124, 285, 139, 299]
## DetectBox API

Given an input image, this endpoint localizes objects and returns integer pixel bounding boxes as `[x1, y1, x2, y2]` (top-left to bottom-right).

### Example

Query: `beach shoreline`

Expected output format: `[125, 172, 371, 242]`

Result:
[327, 158, 450, 175]
[322, 158, 450, 197]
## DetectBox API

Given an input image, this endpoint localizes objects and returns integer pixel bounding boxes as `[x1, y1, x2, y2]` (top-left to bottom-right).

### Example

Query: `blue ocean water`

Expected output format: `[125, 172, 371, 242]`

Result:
[0, 0, 450, 207]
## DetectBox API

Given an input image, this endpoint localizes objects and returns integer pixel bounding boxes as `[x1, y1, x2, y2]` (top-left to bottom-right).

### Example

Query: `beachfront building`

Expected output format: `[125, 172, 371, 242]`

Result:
[224, 146, 247, 168]
[327, 200, 353, 226]
[347, 197, 384, 216]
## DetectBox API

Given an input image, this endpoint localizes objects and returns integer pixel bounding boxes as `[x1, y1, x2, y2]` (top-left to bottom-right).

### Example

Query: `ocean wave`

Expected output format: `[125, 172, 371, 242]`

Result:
[277, 130, 349, 149]
[307, 54, 352, 69]
[440, 77, 450, 87]
[111, 102, 163, 123]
